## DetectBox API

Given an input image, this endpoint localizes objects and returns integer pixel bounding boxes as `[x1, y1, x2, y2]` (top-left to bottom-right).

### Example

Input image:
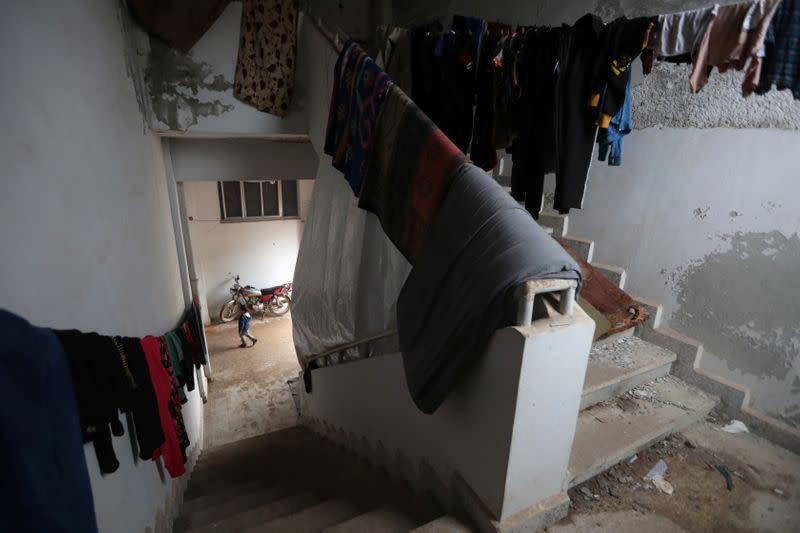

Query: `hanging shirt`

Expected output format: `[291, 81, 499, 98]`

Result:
[652, 5, 719, 58]
[690, 0, 782, 94]
[597, 69, 633, 166]
[755, 0, 800, 99]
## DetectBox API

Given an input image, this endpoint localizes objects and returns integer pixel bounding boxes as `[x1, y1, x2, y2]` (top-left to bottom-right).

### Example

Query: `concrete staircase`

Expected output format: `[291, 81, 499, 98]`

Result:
[173, 427, 472, 532]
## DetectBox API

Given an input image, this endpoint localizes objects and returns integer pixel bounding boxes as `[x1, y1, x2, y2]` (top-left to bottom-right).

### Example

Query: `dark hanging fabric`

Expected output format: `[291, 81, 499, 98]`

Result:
[234, 0, 299, 117]
[117, 336, 165, 460]
[551, 14, 604, 215]
[410, 17, 485, 153]
[324, 40, 393, 196]
[0, 311, 99, 533]
[54, 330, 136, 474]
[397, 164, 582, 414]
[587, 16, 655, 126]
[509, 27, 559, 218]
[471, 22, 512, 171]
[177, 324, 197, 390]
[164, 332, 189, 403]
[127, 0, 231, 53]
[188, 300, 208, 365]
[756, 0, 800, 99]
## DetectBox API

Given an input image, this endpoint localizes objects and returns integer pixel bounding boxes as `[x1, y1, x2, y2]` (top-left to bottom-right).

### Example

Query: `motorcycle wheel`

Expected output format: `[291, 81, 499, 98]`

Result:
[268, 295, 291, 316]
[219, 300, 240, 323]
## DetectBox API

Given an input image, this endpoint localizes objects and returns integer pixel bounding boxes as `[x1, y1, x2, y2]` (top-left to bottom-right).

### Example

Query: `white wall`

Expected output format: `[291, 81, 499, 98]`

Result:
[0, 1, 203, 532]
[183, 180, 314, 324]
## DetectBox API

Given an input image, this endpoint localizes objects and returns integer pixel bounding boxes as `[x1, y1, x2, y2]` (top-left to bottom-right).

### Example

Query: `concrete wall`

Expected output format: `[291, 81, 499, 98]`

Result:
[140, 2, 308, 134]
[402, 0, 800, 427]
[183, 180, 314, 324]
[0, 2, 204, 532]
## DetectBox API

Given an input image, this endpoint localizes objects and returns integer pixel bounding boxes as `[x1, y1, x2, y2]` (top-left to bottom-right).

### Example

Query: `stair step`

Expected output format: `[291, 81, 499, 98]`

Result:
[559, 235, 594, 262]
[568, 376, 717, 488]
[182, 479, 272, 516]
[410, 514, 473, 532]
[591, 262, 626, 289]
[177, 484, 289, 531]
[323, 506, 419, 532]
[581, 337, 676, 409]
[242, 499, 362, 533]
[186, 491, 319, 533]
[537, 211, 568, 237]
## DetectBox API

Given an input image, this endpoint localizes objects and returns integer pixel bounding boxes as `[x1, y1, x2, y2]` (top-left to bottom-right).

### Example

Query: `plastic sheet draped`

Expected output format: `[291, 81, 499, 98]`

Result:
[291, 170, 411, 366]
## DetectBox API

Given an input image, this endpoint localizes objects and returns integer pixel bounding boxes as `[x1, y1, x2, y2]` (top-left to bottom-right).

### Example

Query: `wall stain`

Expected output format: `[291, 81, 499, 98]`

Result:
[116, 0, 151, 132]
[762, 201, 782, 213]
[145, 39, 234, 131]
[693, 206, 710, 220]
[669, 231, 800, 383]
[729, 210, 742, 218]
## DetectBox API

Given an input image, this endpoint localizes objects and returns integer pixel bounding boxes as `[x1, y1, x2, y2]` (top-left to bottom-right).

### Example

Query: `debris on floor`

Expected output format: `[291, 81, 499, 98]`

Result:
[644, 459, 669, 480]
[720, 420, 749, 434]
[715, 464, 735, 491]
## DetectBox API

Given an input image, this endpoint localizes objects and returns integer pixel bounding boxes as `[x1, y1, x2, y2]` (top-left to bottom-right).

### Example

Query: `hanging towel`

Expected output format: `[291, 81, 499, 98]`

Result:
[651, 5, 719, 58]
[233, 0, 298, 117]
[397, 164, 582, 414]
[0, 311, 99, 533]
[358, 84, 467, 261]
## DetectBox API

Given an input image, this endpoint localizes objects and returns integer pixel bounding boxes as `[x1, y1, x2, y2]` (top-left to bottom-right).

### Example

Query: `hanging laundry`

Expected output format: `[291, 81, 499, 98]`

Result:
[651, 5, 719, 59]
[509, 27, 559, 217]
[55, 330, 135, 474]
[141, 336, 188, 478]
[233, 0, 298, 117]
[597, 69, 633, 166]
[375, 25, 413, 93]
[588, 16, 655, 127]
[116, 336, 166, 460]
[165, 331, 189, 403]
[358, 83, 467, 261]
[325, 40, 393, 196]
[410, 16, 486, 152]
[0, 311, 99, 533]
[756, 0, 800, 99]
[187, 299, 209, 366]
[552, 14, 604, 215]
[471, 22, 512, 171]
[690, 0, 781, 95]
[397, 164, 582, 414]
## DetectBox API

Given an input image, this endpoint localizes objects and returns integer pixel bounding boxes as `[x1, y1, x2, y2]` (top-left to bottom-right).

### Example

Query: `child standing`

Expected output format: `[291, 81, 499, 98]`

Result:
[237, 304, 258, 348]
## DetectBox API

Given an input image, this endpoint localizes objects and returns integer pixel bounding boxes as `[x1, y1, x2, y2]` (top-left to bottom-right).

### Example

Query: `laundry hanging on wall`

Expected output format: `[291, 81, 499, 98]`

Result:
[1, 301, 208, 481]
[361, 0, 793, 219]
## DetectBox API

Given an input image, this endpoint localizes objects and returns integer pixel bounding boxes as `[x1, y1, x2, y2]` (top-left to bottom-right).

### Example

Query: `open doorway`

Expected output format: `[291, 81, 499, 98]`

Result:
[179, 177, 314, 449]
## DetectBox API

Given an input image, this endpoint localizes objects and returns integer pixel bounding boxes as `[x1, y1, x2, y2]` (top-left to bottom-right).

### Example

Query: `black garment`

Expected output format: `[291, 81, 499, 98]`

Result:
[188, 301, 208, 366]
[588, 16, 655, 122]
[1, 311, 99, 533]
[54, 331, 135, 474]
[410, 17, 482, 152]
[117, 336, 165, 460]
[471, 23, 510, 171]
[552, 14, 603, 214]
[510, 27, 559, 218]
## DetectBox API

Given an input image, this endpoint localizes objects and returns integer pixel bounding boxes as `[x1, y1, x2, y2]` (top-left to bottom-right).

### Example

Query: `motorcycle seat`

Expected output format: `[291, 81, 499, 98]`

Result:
[260, 285, 283, 295]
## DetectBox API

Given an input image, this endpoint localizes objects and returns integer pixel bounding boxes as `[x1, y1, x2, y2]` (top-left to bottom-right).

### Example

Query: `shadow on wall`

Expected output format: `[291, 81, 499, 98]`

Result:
[145, 39, 234, 131]
[666, 230, 800, 427]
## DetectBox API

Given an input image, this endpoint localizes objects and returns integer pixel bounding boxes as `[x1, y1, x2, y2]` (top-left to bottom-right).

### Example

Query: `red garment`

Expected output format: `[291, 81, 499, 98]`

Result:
[140, 336, 186, 478]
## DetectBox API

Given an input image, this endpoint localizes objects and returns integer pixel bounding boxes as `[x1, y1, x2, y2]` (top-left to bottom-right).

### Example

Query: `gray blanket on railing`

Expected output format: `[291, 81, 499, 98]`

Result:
[397, 163, 582, 414]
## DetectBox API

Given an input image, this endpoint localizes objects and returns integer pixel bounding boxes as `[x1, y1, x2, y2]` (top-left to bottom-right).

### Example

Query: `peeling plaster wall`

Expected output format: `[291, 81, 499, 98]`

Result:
[138, 2, 308, 134]
[395, 0, 800, 427]
[0, 1, 204, 531]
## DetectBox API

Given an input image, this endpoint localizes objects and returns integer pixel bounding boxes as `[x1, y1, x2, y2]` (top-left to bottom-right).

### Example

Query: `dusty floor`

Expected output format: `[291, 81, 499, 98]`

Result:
[550, 415, 800, 533]
[203, 315, 300, 450]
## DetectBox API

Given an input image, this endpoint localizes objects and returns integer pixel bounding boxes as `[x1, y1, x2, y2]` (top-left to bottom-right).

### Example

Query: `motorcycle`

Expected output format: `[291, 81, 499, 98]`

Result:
[219, 275, 293, 322]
